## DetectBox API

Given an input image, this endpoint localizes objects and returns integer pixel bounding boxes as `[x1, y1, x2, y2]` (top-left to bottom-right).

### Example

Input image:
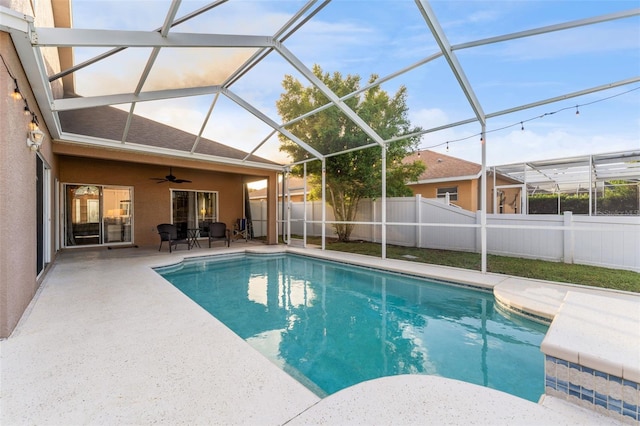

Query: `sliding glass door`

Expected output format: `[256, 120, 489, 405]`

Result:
[103, 188, 132, 243]
[64, 184, 133, 246]
[171, 190, 217, 238]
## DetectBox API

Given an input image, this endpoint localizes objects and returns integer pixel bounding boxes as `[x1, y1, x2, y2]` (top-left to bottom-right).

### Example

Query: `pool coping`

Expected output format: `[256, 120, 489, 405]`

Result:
[2, 244, 637, 424]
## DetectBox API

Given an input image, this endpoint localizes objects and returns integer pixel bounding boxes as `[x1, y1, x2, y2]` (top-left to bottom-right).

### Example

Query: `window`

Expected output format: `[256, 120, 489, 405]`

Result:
[171, 190, 218, 238]
[437, 186, 458, 201]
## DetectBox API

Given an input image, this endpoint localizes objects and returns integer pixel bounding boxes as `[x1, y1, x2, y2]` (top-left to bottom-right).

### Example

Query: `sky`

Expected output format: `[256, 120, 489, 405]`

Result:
[69, 0, 640, 167]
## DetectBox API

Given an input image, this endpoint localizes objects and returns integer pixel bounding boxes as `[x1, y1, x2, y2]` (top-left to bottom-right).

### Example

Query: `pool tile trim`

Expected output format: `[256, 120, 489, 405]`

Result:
[545, 355, 640, 422]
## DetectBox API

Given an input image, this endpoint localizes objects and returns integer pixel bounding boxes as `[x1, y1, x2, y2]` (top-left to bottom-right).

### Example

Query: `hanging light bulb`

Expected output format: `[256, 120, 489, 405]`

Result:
[11, 79, 22, 100]
[521, 122, 524, 131]
[446, 141, 449, 152]
[29, 115, 39, 132]
[417, 150, 421, 157]
[575, 105, 580, 115]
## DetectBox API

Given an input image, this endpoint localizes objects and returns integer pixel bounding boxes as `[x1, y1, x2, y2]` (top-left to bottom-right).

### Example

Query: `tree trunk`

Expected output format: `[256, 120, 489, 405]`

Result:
[328, 186, 358, 242]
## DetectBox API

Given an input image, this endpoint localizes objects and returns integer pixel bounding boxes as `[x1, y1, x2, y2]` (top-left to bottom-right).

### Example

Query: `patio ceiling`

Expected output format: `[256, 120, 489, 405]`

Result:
[2, 0, 639, 174]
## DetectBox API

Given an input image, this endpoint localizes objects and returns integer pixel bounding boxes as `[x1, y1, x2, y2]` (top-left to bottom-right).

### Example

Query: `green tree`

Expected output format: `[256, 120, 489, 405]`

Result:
[276, 65, 425, 241]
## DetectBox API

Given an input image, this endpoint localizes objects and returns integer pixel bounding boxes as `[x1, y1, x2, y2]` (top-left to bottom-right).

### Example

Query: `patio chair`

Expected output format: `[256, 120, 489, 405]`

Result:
[157, 223, 190, 253]
[233, 218, 251, 242]
[207, 222, 230, 248]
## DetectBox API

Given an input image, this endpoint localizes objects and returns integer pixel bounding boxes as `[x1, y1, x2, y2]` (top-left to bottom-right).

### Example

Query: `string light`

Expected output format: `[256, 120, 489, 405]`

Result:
[1, 53, 39, 124]
[11, 80, 22, 100]
[29, 113, 39, 131]
[414, 85, 639, 153]
[446, 141, 449, 152]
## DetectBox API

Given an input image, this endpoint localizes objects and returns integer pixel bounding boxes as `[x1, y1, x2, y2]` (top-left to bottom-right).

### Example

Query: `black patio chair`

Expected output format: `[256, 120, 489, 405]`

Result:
[207, 222, 230, 248]
[157, 223, 190, 253]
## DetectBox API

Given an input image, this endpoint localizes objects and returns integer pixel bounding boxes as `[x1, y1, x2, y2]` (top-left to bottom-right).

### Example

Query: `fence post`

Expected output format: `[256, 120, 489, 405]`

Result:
[416, 194, 422, 248]
[563, 211, 574, 264]
[372, 199, 377, 243]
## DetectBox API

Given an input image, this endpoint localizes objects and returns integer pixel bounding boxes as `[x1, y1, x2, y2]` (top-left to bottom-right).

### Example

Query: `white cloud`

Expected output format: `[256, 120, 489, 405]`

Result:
[410, 107, 450, 130]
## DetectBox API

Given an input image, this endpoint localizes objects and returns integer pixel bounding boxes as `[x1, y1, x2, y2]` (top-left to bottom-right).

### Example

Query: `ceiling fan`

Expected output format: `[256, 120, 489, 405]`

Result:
[150, 167, 192, 184]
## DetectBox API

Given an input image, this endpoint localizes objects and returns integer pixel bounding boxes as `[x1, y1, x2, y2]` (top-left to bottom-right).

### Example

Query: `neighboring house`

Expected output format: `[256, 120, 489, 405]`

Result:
[250, 176, 310, 202]
[0, 1, 280, 338]
[405, 150, 521, 213]
[251, 151, 522, 215]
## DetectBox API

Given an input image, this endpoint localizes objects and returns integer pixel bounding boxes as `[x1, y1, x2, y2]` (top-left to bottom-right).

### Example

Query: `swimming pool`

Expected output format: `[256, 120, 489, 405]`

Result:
[156, 253, 548, 402]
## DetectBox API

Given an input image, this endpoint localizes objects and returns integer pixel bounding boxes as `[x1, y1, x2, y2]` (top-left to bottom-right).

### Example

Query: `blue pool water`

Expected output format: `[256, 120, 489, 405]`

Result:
[156, 253, 548, 401]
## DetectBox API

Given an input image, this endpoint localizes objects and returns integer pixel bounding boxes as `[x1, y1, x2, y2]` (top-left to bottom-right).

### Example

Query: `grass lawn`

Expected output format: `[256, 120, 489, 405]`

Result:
[294, 237, 640, 293]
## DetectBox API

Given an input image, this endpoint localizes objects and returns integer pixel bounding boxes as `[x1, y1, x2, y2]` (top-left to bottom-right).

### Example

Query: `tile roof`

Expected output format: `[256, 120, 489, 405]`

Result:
[58, 99, 276, 165]
[404, 150, 482, 181]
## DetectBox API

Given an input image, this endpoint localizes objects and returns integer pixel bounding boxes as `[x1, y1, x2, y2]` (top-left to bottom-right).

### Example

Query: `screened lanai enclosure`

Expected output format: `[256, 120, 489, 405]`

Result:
[3, 0, 639, 272]
[494, 151, 640, 216]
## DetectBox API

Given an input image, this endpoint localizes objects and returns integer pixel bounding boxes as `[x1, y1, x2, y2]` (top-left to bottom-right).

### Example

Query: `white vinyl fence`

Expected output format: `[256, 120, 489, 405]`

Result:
[251, 195, 640, 273]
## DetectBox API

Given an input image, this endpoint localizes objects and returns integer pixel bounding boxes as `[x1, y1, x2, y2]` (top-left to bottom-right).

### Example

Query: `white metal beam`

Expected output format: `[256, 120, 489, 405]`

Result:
[48, 0, 230, 82]
[52, 86, 223, 111]
[124, 0, 182, 143]
[486, 77, 640, 119]
[217, 0, 329, 164]
[5, 15, 61, 139]
[0, 5, 30, 33]
[276, 43, 387, 146]
[191, 92, 220, 154]
[222, 88, 324, 160]
[56, 132, 283, 171]
[32, 28, 275, 48]
[453, 8, 640, 51]
[415, 0, 486, 125]
[222, 0, 328, 89]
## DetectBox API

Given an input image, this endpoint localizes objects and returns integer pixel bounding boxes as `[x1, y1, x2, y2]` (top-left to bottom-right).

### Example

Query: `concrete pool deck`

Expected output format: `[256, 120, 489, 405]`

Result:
[1, 244, 637, 425]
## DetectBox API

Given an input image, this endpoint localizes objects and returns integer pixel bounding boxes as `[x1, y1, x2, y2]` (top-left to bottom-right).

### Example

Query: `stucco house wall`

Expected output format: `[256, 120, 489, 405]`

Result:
[0, 32, 57, 338]
[58, 155, 273, 247]
[410, 178, 478, 211]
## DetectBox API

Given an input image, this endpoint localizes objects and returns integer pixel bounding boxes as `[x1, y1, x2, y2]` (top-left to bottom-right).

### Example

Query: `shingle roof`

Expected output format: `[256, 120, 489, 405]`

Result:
[405, 150, 482, 182]
[249, 176, 306, 199]
[58, 99, 276, 165]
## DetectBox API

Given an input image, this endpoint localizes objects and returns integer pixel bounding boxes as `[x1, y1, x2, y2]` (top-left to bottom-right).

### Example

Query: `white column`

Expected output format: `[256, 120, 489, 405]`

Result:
[381, 146, 387, 259]
[321, 158, 326, 251]
[481, 127, 487, 273]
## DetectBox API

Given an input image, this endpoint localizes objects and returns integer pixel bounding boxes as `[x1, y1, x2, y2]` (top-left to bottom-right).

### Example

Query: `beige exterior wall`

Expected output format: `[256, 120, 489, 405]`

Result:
[411, 174, 523, 214]
[410, 179, 478, 212]
[58, 155, 277, 247]
[0, 32, 57, 338]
